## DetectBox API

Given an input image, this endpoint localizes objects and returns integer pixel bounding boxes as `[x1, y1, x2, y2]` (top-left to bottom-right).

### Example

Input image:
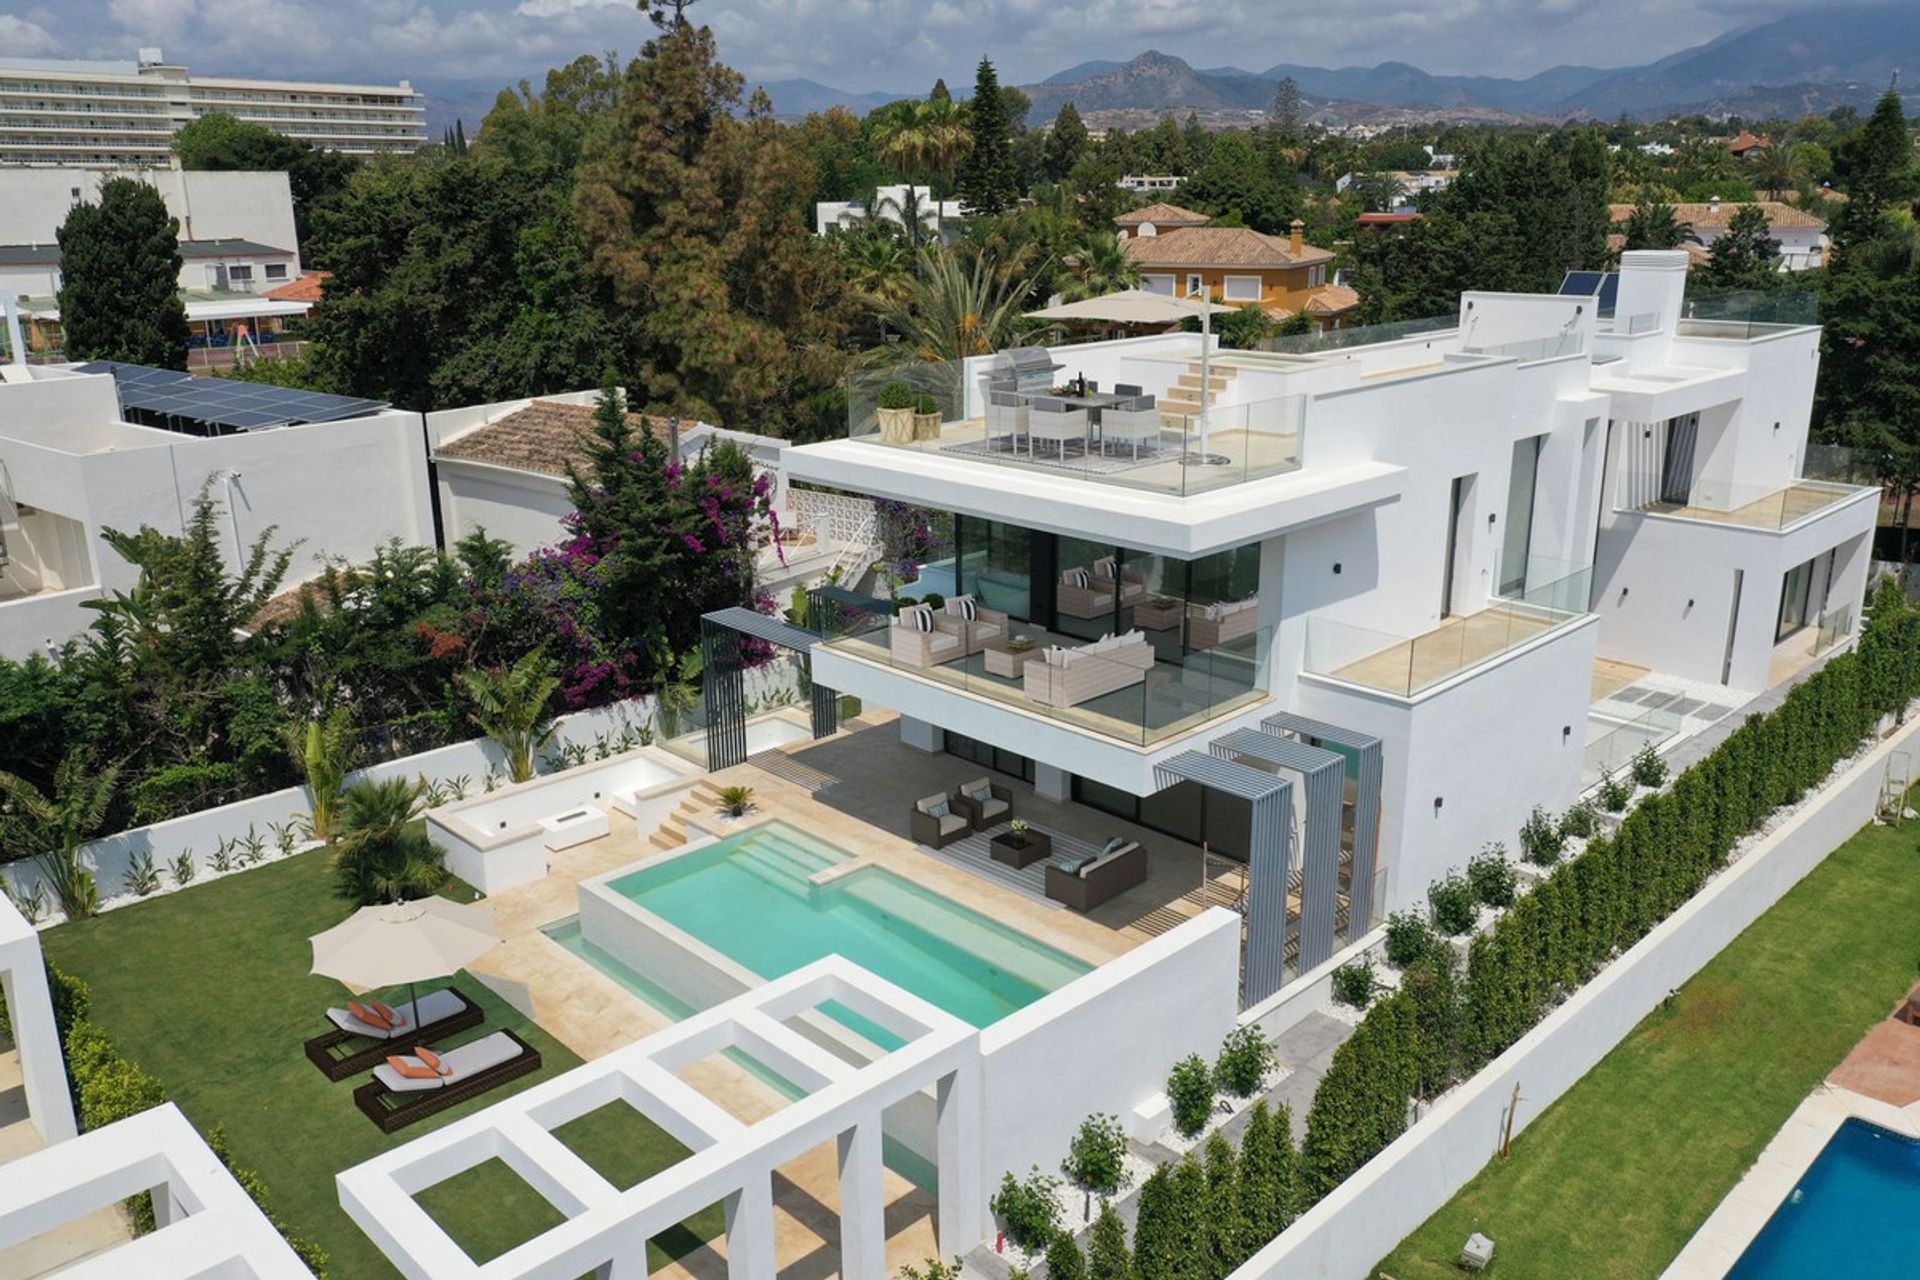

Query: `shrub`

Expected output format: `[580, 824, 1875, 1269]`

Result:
[1236, 1100, 1299, 1253]
[1559, 799, 1597, 841]
[1427, 872, 1478, 936]
[1215, 1024, 1274, 1097]
[1167, 1053, 1217, 1138]
[1331, 957, 1377, 1009]
[169, 849, 196, 886]
[1203, 1131, 1248, 1273]
[1061, 1111, 1129, 1197]
[913, 393, 940, 416]
[1518, 805, 1565, 866]
[990, 1166, 1060, 1252]
[899, 1262, 964, 1280]
[1631, 742, 1669, 788]
[1383, 910, 1435, 967]
[1465, 845, 1517, 909]
[1597, 767, 1633, 813]
[877, 380, 915, 411]
[123, 851, 161, 897]
[715, 785, 755, 817]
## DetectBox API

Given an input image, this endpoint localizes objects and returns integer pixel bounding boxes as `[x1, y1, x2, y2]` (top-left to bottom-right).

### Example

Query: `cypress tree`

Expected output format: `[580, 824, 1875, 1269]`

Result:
[1202, 1132, 1245, 1276]
[55, 176, 189, 368]
[1047, 1232, 1089, 1280]
[1088, 1202, 1132, 1280]
[1130, 1165, 1177, 1280]
[1167, 1154, 1210, 1280]
[1044, 102, 1089, 183]
[956, 57, 1019, 216]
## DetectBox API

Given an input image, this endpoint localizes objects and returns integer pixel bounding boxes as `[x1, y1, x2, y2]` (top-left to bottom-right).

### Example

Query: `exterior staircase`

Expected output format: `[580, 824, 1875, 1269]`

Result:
[1159, 361, 1237, 427]
[647, 779, 731, 851]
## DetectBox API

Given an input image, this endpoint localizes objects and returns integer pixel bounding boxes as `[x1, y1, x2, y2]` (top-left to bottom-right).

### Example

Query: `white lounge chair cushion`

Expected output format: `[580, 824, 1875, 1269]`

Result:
[326, 988, 464, 1040]
[1080, 841, 1140, 878]
[372, 1032, 524, 1093]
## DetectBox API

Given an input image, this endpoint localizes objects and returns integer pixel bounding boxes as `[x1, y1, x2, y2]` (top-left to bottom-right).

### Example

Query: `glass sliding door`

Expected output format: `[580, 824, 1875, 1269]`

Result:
[1776, 556, 1816, 642]
[955, 515, 1033, 621]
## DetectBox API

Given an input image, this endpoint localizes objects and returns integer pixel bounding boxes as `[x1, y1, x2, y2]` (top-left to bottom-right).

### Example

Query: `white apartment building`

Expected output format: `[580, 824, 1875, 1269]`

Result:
[0, 50, 424, 168]
[776, 250, 1875, 1000]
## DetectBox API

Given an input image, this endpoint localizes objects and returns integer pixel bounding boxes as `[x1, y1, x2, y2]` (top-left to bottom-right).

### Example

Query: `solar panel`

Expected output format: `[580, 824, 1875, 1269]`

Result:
[1558, 270, 1620, 316]
[76, 360, 389, 432]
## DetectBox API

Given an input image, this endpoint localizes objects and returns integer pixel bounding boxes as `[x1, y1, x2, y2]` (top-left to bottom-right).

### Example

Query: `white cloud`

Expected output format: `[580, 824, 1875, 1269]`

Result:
[0, 15, 62, 55]
[514, 0, 625, 17]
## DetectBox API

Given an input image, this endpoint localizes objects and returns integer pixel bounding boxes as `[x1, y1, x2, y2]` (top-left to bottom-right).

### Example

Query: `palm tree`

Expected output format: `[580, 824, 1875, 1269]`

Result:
[873, 97, 973, 194]
[877, 246, 1037, 366]
[286, 707, 357, 841]
[1060, 231, 1144, 301]
[841, 228, 913, 310]
[870, 186, 938, 250]
[1621, 189, 1699, 252]
[1751, 151, 1800, 201]
[460, 650, 560, 784]
[0, 749, 121, 922]
[331, 777, 446, 905]
[650, 643, 704, 741]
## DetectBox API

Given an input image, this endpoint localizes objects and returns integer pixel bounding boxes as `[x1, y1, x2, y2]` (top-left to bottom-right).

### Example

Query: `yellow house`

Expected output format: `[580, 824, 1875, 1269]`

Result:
[1115, 202, 1359, 328]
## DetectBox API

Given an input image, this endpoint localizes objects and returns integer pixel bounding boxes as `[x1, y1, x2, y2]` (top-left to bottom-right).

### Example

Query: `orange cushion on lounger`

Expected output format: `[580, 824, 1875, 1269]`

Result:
[370, 1000, 407, 1028]
[349, 1000, 392, 1031]
[385, 1054, 439, 1080]
[414, 1046, 452, 1076]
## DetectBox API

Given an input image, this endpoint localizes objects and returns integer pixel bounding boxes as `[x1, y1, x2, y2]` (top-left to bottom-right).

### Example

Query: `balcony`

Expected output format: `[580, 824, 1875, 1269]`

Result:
[814, 597, 1272, 748]
[1636, 479, 1868, 531]
[1304, 564, 1591, 698]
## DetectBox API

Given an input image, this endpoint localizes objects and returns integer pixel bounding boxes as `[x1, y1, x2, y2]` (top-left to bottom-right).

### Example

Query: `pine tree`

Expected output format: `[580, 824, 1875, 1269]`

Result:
[1269, 77, 1302, 139]
[1087, 1202, 1133, 1280]
[1044, 102, 1089, 183]
[1836, 85, 1917, 217]
[1702, 204, 1781, 290]
[929, 77, 951, 103]
[55, 176, 189, 367]
[956, 57, 1020, 216]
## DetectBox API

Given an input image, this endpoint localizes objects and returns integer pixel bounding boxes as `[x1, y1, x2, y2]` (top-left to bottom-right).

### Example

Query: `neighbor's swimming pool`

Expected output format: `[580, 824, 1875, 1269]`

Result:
[594, 820, 1091, 1029]
[1726, 1118, 1920, 1279]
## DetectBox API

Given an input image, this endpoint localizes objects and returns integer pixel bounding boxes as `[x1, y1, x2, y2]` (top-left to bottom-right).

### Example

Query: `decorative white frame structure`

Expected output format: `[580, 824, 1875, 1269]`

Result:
[0, 1103, 311, 1278]
[0, 893, 76, 1145]
[339, 956, 981, 1280]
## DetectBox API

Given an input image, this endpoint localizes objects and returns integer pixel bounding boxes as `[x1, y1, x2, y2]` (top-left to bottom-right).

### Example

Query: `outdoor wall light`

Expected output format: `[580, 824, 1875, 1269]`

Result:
[1619, 587, 1630, 603]
[1563, 725, 1572, 741]
[1687, 598, 1695, 610]
[1333, 562, 1342, 574]
[1433, 795, 1444, 813]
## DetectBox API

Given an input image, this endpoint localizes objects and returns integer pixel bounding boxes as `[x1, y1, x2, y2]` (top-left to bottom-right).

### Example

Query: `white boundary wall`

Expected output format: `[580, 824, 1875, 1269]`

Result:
[977, 909, 1242, 1192]
[1229, 712, 1920, 1280]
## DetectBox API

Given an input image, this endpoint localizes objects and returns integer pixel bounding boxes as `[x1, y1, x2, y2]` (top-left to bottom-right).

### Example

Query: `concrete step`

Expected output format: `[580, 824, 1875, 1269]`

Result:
[649, 829, 683, 851]
[1175, 373, 1233, 391]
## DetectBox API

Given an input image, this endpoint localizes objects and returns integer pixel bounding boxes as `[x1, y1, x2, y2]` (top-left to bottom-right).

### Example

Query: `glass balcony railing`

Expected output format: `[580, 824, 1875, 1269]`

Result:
[812, 594, 1271, 747]
[1583, 700, 1683, 789]
[1676, 289, 1819, 339]
[1304, 562, 1591, 698]
[1636, 477, 1868, 530]
[1464, 331, 1585, 361]
[845, 357, 1306, 497]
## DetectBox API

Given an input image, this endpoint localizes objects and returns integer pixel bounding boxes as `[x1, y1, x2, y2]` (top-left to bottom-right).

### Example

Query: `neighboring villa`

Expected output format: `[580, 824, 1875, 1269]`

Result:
[1115, 202, 1361, 328]
[814, 184, 966, 239]
[1606, 198, 1829, 271]
[0, 166, 314, 363]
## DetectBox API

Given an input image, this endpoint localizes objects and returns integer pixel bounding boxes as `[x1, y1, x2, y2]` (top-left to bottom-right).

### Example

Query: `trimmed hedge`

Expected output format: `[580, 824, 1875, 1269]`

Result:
[1294, 580, 1920, 1220]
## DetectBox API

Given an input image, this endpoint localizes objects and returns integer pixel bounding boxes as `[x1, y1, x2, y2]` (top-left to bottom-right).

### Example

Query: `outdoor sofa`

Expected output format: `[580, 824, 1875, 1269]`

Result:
[352, 1029, 541, 1133]
[889, 603, 966, 666]
[304, 987, 484, 1081]
[1023, 631, 1154, 709]
[1045, 839, 1147, 911]
[1187, 597, 1259, 649]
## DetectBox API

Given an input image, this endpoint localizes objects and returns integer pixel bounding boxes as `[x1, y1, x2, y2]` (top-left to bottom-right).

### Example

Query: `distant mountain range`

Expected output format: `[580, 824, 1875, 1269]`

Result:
[1019, 5, 1916, 123]
[415, 2, 1915, 133]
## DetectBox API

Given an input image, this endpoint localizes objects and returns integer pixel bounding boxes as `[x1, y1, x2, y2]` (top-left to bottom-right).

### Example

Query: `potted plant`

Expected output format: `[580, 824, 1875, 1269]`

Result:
[1007, 635, 1036, 653]
[716, 785, 755, 819]
[911, 393, 943, 441]
[876, 381, 916, 442]
[1004, 818, 1035, 847]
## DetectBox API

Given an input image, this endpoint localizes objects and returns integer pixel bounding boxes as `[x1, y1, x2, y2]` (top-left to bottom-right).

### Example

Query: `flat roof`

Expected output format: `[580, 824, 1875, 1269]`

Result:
[77, 360, 390, 432]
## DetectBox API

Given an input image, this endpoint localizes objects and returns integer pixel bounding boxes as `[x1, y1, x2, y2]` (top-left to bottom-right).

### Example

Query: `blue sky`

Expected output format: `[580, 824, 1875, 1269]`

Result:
[0, 0, 1813, 93]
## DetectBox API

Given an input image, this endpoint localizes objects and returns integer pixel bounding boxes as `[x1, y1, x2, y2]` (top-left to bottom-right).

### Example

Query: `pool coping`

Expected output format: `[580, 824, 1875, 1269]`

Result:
[1659, 1084, 1920, 1278]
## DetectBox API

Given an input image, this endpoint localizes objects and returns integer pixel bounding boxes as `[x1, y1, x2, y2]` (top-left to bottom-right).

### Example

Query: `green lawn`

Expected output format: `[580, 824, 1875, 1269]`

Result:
[43, 847, 721, 1278]
[1377, 809, 1920, 1279]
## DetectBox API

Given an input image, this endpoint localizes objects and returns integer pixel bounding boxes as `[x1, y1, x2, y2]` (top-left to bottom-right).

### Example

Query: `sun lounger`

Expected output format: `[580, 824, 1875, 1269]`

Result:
[303, 987, 484, 1081]
[352, 1029, 542, 1133]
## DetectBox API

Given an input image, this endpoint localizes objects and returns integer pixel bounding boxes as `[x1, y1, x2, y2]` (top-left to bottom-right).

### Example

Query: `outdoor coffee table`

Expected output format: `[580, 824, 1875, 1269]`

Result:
[1133, 598, 1183, 631]
[990, 829, 1053, 869]
[985, 642, 1045, 678]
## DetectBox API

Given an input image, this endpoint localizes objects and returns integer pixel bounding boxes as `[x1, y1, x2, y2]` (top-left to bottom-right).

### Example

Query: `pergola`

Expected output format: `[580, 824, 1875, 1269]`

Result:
[1264, 711, 1385, 943]
[697, 607, 841, 772]
[340, 956, 981, 1280]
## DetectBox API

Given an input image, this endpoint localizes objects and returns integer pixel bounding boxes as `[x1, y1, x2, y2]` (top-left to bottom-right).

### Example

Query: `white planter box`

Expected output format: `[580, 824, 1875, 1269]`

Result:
[540, 806, 610, 851]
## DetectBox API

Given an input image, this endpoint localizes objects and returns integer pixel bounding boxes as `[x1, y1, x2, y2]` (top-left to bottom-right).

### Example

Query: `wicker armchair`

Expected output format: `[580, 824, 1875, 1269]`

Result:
[911, 791, 970, 848]
[951, 777, 1012, 830]
[942, 597, 1008, 653]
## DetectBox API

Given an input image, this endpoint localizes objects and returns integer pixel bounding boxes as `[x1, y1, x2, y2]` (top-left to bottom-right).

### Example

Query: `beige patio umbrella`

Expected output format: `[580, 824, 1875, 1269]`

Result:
[1026, 288, 1236, 449]
[309, 897, 501, 1009]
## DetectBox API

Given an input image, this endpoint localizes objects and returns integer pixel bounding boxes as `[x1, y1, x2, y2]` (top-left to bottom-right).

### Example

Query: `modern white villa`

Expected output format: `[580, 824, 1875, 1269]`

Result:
[0, 250, 1890, 1280]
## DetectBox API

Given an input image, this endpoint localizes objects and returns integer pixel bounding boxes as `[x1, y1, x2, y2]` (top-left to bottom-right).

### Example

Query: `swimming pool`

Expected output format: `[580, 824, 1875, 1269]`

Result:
[1726, 1118, 1920, 1279]
[588, 820, 1091, 1029]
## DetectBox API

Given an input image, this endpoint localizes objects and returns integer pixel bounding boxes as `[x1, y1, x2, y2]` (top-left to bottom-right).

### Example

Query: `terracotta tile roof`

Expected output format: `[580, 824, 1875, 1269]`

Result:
[1304, 284, 1361, 315]
[436, 400, 668, 478]
[264, 270, 330, 302]
[1727, 131, 1769, 153]
[1114, 201, 1211, 227]
[1604, 200, 1825, 231]
[1122, 225, 1335, 268]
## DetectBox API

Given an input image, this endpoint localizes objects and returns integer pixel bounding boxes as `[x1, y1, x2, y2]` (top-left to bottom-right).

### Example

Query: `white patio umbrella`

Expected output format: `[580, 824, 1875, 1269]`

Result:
[1026, 289, 1234, 449]
[309, 897, 501, 1009]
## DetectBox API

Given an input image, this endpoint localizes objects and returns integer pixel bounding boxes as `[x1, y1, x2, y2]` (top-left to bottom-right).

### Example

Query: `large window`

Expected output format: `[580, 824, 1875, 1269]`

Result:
[1223, 276, 1262, 302]
[1499, 434, 1543, 596]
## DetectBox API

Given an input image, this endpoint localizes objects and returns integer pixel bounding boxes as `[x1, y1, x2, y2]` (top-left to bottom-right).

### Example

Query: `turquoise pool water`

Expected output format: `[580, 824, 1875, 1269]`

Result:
[600, 820, 1091, 1028]
[1726, 1119, 1920, 1279]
